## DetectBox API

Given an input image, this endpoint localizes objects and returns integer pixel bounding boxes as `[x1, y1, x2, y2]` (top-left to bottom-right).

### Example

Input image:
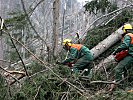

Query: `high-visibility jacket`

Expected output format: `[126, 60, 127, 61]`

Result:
[114, 33, 133, 56]
[62, 44, 93, 64]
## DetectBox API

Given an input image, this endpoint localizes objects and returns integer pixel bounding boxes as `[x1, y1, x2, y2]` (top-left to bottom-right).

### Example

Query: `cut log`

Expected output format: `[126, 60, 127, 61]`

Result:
[90, 27, 123, 59]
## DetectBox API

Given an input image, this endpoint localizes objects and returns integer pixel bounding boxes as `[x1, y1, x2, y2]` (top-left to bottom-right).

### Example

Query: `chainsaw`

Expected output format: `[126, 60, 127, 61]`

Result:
[114, 50, 128, 62]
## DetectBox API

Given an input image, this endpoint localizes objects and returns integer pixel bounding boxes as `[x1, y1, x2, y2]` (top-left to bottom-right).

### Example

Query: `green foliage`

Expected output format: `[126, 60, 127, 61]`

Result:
[27, 61, 45, 74]
[5, 10, 27, 30]
[9, 50, 20, 62]
[112, 90, 133, 100]
[19, 71, 68, 100]
[84, 0, 118, 14]
[0, 75, 8, 100]
[12, 92, 27, 100]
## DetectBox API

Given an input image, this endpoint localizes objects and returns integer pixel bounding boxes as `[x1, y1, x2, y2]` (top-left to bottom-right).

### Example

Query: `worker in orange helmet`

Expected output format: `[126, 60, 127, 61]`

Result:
[59, 39, 94, 77]
[110, 23, 133, 91]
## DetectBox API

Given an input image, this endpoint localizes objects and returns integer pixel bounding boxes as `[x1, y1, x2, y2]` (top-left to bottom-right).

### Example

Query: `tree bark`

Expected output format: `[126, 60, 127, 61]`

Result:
[0, 18, 4, 66]
[52, 0, 59, 58]
[0, 36, 3, 66]
[90, 27, 123, 59]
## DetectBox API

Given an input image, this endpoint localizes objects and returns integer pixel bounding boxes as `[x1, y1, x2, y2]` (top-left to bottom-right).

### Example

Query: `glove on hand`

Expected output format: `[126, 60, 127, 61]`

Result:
[56, 60, 62, 64]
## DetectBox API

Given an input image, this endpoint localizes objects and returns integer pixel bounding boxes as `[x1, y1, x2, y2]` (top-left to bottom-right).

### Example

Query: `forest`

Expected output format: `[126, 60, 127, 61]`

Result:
[0, 0, 133, 100]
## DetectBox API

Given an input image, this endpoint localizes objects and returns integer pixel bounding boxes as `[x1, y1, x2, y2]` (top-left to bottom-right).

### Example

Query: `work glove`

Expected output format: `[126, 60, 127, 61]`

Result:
[56, 60, 62, 64]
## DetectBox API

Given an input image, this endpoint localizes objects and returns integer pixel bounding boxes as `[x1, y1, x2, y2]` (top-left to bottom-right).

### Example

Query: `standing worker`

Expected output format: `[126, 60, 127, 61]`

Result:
[58, 39, 94, 77]
[110, 23, 133, 91]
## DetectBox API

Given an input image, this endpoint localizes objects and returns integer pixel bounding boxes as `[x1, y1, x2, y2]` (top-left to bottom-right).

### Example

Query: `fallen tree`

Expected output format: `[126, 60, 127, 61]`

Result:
[90, 26, 123, 59]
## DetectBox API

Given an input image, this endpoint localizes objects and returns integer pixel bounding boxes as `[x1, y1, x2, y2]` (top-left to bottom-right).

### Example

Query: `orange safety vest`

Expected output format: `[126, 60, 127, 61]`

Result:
[71, 44, 82, 51]
[126, 33, 133, 44]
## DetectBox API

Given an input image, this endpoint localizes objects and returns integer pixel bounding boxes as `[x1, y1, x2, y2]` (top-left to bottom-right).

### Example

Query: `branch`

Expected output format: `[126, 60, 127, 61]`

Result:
[128, 90, 133, 93]
[102, 65, 109, 80]
[10, 74, 25, 85]
[7, 70, 25, 75]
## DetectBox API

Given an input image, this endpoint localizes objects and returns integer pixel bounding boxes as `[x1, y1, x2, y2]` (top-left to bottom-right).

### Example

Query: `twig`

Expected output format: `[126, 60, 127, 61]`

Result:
[7, 70, 25, 75]
[34, 85, 41, 100]
[0, 65, 21, 84]
[61, 93, 67, 100]
[128, 90, 133, 93]
[102, 64, 109, 80]
[66, 85, 71, 100]
[75, 80, 86, 91]
[58, 78, 67, 86]
[90, 80, 117, 84]
[79, 69, 88, 77]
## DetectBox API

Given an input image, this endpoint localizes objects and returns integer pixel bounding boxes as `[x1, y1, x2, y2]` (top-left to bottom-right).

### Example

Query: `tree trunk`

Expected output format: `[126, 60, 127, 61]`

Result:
[0, 17, 4, 66]
[90, 27, 123, 59]
[0, 36, 3, 66]
[52, 0, 59, 59]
